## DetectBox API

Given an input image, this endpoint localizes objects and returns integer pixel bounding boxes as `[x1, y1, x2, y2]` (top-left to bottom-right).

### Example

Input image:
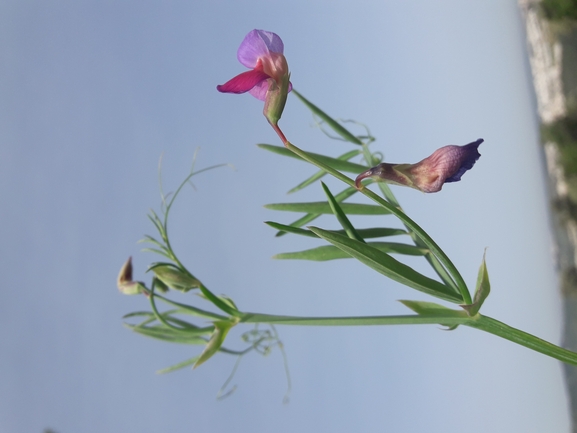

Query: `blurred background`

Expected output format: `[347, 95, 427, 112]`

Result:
[0, 1, 569, 432]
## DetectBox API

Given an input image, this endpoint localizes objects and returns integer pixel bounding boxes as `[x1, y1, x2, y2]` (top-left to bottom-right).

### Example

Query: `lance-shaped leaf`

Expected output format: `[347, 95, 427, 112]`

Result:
[125, 309, 203, 330]
[197, 283, 241, 317]
[321, 181, 365, 243]
[219, 295, 238, 311]
[399, 300, 469, 329]
[265, 201, 390, 215]
[258, 144, 367, 174]
[147, 210, 166, 240]
[149, 263, 201, 292]
[399, 300, 466, 317]
[157, 356, 201, 374]
[308, 227, 463, 303]
[146, 293, 229, 321]
[273, 186, 358, 237]
[461, 250, 490, 316]
[265, 221, 407, 239]
[288, 149, 363, 194]
[292, 90, 364, 145]
[194, 320, 237, 369]
[125, 323, 212, 344]
[274, 242, 428, 261]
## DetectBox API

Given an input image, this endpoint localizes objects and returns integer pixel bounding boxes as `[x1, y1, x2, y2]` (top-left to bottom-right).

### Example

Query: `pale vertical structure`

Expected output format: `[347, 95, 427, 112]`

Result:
[519, 1, 577, 430]
[519, 0, 566, 124]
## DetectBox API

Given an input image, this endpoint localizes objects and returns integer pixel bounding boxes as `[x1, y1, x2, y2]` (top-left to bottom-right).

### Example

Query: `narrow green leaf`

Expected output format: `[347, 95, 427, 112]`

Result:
[265, 222, 317, 237]
[461, 250, 490, 316]
[265, 221, 408, 239]
[292, 90, 364, 145]
[287, 149, 362, 194]
[274, 242, 427, 261]
[274, 186, 358, 237]
[139, 235, 166, 249]
[156, 356, 200, 374]
[399, 300, 468, 328]
[288, 170, 327, 194]
[147, 210, 165, 237]
[219, 295, 238, 311]
[194, 321, 236, 369]
[163, 316, 200, 330]
[163, 308, 212, 319]
[132, 322, 214, 336]
[141, 248, 172, 260]
[123, 311, 155, 319]
[274, 245, 347, 261]
[197, 284, 241, 317]
[321, 182, 364, 242]
[275, 213, 321, 238]
[265, 201, 390, 215]
[353, 228, 408, 238]
[399, 300, 466, 317]
[308, 227, 462, 303]
[257, 144, 367, 173]
[139, 316, 163, 327]
[124, 309, 199, 328]
[126, 324, 210, 344]
[150, 293, 229, 321]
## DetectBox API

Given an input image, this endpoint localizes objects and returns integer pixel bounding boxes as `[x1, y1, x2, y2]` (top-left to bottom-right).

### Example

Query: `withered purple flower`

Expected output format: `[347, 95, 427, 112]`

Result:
[355, 139, 483, 193]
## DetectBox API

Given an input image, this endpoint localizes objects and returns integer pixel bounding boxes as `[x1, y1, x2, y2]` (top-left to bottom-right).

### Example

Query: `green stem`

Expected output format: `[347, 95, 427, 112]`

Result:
[148, 284, 186, 331]
[284, 140, 472, 305]
[241, 312, 469, 327]
[240, 311, 577, 366]
[466, 315, 577, 366]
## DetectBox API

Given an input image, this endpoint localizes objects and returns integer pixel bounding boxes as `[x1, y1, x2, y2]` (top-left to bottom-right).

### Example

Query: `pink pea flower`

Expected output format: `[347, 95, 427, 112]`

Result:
[355, 139, 483, 193]
[217, 29, 291, 128]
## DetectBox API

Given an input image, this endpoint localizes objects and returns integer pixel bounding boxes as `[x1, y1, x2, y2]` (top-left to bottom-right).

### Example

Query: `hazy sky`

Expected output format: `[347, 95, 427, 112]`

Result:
[0, 1, 570, 432]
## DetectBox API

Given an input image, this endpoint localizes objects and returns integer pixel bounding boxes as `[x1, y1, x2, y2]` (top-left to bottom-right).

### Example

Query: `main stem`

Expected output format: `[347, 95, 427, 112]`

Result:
[239, 311, 577, 366]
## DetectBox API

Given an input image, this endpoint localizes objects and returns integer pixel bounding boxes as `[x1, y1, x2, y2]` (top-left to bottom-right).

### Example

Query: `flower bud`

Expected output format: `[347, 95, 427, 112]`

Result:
[117, 257, 145, 295]
[151, 264, 201, 293]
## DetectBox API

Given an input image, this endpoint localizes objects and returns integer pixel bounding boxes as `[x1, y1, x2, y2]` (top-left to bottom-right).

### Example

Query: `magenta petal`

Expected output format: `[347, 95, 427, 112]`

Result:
[237, 29, 284, 69]
[216, 69, 270, 94]
[248, 80, 293, 101]
[248, 80, 270, 101]
[444, 138, 483, 183]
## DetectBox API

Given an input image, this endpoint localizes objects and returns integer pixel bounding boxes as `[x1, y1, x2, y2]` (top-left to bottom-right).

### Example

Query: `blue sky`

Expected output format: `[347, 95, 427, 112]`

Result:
[0, 1, 570, 432]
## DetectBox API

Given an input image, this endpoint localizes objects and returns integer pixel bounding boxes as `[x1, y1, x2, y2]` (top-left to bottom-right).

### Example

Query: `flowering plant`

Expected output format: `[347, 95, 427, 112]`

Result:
[119, 29, 577, 396]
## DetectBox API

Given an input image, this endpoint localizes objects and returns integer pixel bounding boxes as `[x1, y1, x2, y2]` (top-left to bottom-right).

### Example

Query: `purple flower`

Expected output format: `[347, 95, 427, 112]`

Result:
[355, 139, 483, 193]
[217, 30, 291, 126]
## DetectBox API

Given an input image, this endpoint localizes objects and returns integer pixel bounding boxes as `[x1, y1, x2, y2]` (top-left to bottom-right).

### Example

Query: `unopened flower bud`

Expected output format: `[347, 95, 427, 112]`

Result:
[117, 257, 145, 295]
[151, 264, 201, 293]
